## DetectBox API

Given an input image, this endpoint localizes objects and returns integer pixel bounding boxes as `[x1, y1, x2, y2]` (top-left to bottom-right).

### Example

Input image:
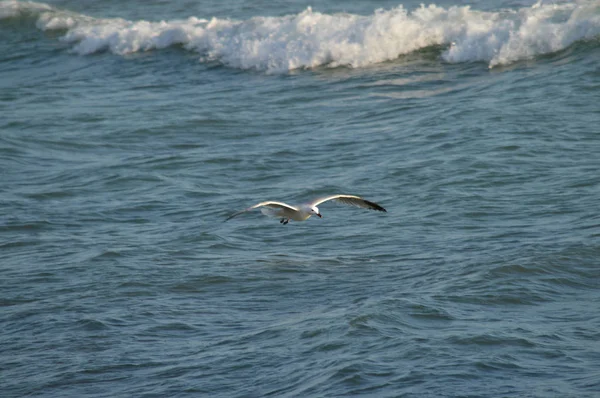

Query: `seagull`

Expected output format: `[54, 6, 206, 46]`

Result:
[226, 194, 386, 224]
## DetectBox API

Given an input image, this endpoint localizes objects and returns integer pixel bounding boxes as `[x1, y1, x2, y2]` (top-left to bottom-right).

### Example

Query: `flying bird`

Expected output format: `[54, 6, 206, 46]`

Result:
[226, 194, 386, 224]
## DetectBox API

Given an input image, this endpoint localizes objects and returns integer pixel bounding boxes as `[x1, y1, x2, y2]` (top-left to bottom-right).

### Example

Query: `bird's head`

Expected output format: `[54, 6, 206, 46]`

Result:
[308, 205, 322, 218]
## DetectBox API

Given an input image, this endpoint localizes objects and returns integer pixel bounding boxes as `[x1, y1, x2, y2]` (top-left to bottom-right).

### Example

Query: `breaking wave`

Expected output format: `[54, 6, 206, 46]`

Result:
[2, 0, 600, 71]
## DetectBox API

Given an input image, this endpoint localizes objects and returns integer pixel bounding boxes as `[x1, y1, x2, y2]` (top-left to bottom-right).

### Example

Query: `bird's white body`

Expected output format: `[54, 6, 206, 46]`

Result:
[226, 194, 386, 224]
[260, 203, 318, 221]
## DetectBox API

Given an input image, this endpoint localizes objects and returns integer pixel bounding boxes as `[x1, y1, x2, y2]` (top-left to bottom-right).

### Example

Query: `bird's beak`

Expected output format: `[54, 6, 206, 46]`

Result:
[317, 213, 322, 218]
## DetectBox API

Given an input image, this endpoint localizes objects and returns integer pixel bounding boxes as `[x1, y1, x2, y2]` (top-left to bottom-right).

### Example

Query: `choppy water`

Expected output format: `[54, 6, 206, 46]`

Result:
[2, 0, 600, 396]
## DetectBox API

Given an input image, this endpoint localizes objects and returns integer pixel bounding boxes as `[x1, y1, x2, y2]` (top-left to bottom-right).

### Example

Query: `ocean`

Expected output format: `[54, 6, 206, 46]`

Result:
[2, 0, 600, 396]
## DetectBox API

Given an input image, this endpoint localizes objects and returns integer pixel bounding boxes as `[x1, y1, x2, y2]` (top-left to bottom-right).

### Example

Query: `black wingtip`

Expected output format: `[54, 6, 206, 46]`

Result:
[224, 213, 238, 222]
[365, 200, 387, 212]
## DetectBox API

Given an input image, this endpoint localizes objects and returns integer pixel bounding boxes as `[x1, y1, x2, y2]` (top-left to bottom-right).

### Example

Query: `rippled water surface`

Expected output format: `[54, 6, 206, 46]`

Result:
[2, 0, 600, 396]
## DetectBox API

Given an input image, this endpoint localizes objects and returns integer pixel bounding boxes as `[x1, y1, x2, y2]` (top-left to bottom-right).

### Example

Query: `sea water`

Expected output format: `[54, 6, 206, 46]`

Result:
[2, 0, 600, 396]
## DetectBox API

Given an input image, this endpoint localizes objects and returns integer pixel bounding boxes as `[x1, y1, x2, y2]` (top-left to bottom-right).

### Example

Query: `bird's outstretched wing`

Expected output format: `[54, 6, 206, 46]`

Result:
[310, 194, 387, 212]
[225, 201, 299, 221]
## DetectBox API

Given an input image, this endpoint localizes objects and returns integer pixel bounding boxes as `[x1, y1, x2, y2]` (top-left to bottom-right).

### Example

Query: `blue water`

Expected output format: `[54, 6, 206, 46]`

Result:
[2, 0, 600, 396]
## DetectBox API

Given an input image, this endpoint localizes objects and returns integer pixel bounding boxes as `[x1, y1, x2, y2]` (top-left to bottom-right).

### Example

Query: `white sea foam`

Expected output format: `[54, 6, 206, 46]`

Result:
[444, 1, 600, 67]
[2, 0, 600, 71]
[0, 0, 50, 19]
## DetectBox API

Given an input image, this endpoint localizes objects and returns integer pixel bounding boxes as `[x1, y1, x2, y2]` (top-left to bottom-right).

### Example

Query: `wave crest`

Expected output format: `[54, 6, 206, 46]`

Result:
[2, 0, 600, 71]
